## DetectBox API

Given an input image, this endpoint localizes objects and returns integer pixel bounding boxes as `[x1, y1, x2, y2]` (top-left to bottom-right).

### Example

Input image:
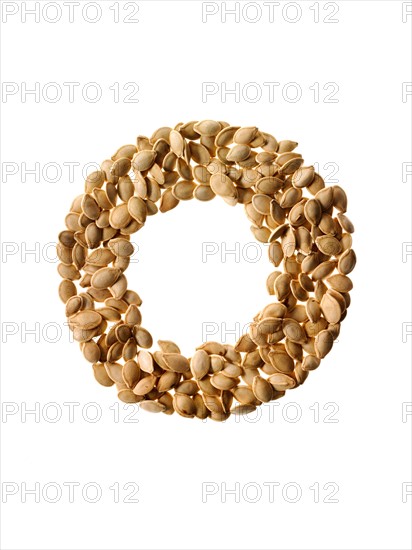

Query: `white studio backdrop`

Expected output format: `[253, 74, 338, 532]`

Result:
[0, 1, 411, 549]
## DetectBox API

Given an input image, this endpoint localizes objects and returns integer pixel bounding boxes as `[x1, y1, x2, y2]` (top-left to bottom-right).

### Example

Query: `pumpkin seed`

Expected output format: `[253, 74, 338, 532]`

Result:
[338, 249, 356, 275]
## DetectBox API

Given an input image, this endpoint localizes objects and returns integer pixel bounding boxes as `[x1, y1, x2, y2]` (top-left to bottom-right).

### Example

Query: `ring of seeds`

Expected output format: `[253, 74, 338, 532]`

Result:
[57, 121, 355, 421]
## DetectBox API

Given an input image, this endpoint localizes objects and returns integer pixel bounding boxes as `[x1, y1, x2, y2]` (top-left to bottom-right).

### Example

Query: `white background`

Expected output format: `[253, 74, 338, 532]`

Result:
[1, 1, 411, 549]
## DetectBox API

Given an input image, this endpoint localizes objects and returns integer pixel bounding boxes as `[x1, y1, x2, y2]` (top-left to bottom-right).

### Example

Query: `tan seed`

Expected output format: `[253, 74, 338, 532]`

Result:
[252, 376, 273, 403]
[59, 279, 77, 303]
[91, 267, 121, 289]
[163, 353, 190, 373]
[133, 374, 156, 395]
[338, 249, 356, 275]
[210, 173, 237, 198]
[132, 150, 156, 172]
[316, 235, 342, 256]
[268, 373, 296, 391]
[173, 393, 196, 417]
[140, 400, 166, 413]
[314, 329, 334, 359]
[320, 292, 342, 324]
[190, 350, 210, 380]
[327, 274, 353, 292]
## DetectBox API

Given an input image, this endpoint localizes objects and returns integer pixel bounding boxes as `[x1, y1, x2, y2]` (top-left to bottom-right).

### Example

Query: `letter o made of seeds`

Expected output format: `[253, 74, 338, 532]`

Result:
[57, 121, 355, 421]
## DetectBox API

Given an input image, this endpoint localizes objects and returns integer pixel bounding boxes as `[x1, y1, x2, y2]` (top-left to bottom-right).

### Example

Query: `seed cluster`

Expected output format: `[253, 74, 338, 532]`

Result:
[57, 121, 355, 421]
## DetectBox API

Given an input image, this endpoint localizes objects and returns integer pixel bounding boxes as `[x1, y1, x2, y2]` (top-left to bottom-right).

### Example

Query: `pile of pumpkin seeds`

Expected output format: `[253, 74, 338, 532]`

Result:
[57, 121, 355, 421]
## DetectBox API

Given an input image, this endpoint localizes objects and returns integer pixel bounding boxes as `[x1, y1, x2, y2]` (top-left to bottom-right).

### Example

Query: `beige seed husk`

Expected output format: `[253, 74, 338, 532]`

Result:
[189, 141, 210, 165]
[252, 376, 273, 403]
[232, 386, 257, 405]
[194, 185, 215, 201]
[314, 330, 334, 359]
[111, 157, 131, 177]
[70, 310, 102, 330]
[112, 144, 137, 161]
[58, 263, 80, 281]
[104, 362, 124, 384]
[160, 188, 180, 212]
[252, 193, 272, 215]
[139, 400, 166, 413]
[304, 198, 322, 226]
[158, 340, 181, 353]
[169, 130, 185, 157]
[93, 363, 114, 387]
[133, 374, 156, 395]
[190, 350, 210, 380]
[292, 166, 315, 188]
[282, 227, 296, 258]
[210, 173, 237, 198]
[209, 373, 238, 391]
[87, 248, 115, 266]
[157, 392, 174, 414]
[172, 180, 196, 200]
[198, 376, 220, 396]
[85, 170, 105, 193]
[320, 292, 342, 324]
[173, 393, 196, 417]
[231, 404, 257, 416]
[157, 371, 180, 393]
[132, 150, 156, 172]
[338, 249, 356, 275]
[163, 353, 190, 373]
[251, 226, 271, 243]
[282, 319, 306, 343]
[234, 126, 258, 145]
[122, 360, 140, 389]
[269, 350, 295, 373]
[312, 260, 337, 281]
[193, 394, 209, 419]
[194, 120, 221, 136]
[327, 274, 353, 292]
[82, 341, 101, 363]
[91, 267, 121, 290]
[306, 298, 321, 323]
[268, 373, 296, 391]
[108, 238, 134, 258]
[65, 295, 83, 317]
[302, 355, 321, 371]
[124, 304, 141, 325]
[215, 126, 240, 147]
[333, 185, 347, 212]
[315, 235, 342, 256]
[268, 223, 289, 242]
[226, 144, 251, 162]
[178, 121, 199, 140]
[127, 196, 147, 225]
[109, 204, 131, 230]
[337, 212, 355, 233]
[59, 279, 77, 303]
[274, 273, 292, 301]
[137, 350, 154, 373]
[134, 327, 153, 349]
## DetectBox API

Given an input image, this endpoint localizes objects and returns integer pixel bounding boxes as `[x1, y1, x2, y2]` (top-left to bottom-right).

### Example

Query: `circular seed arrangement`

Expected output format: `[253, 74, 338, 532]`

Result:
[57, 121, 355, 421]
